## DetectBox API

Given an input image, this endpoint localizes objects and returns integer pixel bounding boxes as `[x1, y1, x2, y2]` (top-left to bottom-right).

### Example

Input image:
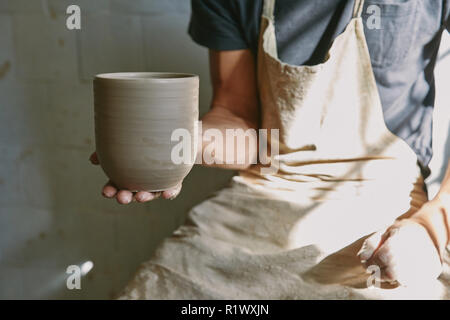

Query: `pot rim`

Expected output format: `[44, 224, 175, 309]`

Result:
[95, 72, 198, 82]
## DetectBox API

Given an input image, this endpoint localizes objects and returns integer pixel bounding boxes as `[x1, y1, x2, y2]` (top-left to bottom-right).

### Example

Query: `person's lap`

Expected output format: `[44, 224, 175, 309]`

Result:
[118, 173, 450, 299]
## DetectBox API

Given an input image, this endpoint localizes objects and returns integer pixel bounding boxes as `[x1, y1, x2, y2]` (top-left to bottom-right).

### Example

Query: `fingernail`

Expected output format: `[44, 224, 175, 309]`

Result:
[138, 193, 152, 202]
[357, 243, 367, 257]
[161, 190, 176, 200]
[168, 194, 177, 200]
[167, 191, 178, 200]
[357, 243, 372, 261]
[359, 250, 373, 261]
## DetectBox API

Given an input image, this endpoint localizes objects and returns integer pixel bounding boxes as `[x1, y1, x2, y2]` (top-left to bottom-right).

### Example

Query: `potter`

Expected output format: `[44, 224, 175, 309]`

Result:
[97, 0, 450, 299]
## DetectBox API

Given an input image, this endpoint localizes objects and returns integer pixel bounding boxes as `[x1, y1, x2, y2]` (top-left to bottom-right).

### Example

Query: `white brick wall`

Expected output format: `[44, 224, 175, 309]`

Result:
[0, 0, 233, 299]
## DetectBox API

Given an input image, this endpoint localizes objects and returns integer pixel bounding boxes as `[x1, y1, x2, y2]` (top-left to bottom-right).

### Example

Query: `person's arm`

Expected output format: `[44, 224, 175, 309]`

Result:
[411, 160, 450, 256]
[435, 160, 450, 200]
[360, 160, 450, 283]
[90, 49, 259, 203]
[197, 49, 259, 169]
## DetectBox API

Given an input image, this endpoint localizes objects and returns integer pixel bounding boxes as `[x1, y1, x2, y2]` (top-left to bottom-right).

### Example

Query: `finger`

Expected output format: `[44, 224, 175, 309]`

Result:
[357, 230, 385, 262]
[382, 264, 400, 283]
[366, 241, 396, 281]
[116, 190, 133, 204]
[90, 152, 99, 165]
[102, 180, 117, 198]
[162, 183, 182, 200]
[135, 191, 157, 203]
[365, 228, 399, 266]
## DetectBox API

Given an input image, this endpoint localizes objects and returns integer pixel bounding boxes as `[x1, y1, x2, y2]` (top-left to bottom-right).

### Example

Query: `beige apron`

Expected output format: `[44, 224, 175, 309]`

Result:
[119, 0, 450, 299]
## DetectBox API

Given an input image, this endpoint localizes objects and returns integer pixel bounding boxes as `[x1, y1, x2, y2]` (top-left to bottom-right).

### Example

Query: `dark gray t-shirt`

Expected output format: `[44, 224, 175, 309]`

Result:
[188, 0, 450, 173]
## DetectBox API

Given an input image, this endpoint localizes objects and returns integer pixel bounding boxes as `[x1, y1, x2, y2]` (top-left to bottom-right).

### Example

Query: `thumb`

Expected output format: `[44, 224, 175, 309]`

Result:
[357, 230, 385, 263]
[162, 182, 183, 200]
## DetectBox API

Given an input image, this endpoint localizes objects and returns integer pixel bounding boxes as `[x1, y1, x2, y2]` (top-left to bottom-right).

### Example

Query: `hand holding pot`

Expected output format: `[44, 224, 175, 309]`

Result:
[90, 152, 183, 204]
[92, 72, 199, 204]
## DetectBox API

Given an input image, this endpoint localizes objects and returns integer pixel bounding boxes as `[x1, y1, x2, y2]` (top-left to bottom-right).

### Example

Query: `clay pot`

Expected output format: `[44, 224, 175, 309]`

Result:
[94, 72, 199, 192]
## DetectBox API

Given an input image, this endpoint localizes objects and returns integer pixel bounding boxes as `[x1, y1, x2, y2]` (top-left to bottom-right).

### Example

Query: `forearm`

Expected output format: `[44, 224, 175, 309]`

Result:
[411, 160, 450, 256]
[431, 160, 450, 247]
[196, 105, 258, 170]
[435, 160, 450, 205]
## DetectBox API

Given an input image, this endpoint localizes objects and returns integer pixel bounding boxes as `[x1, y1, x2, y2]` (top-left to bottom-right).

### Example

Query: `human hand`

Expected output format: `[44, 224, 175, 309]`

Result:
[358, 201, 446, 285]
[89, 152, 183, 204]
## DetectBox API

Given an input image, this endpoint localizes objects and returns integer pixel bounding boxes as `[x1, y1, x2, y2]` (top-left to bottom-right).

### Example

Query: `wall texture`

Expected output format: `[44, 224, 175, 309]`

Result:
[0, 0, 233, 299]
[0, 0, 448, 299]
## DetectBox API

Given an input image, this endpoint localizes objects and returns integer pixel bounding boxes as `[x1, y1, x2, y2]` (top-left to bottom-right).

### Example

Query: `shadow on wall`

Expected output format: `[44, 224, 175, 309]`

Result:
[0, 0, 233, 299]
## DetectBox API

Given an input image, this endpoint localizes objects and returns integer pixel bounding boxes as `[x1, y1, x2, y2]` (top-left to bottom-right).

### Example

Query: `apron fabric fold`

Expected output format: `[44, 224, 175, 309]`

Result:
[119, 0, 450, 299]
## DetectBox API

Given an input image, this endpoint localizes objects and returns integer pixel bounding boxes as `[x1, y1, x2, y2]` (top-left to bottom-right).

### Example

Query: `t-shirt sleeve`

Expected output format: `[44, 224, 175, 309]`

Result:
[188, 0, 249, 50]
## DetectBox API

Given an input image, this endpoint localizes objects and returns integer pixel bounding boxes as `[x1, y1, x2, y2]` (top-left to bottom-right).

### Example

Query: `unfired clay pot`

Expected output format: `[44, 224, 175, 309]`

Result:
[94, 72, 199, 192]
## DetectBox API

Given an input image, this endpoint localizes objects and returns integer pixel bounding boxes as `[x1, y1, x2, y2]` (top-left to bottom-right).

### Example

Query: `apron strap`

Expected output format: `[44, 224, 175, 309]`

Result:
[442, 0, 448, 28]
[262, 0, 276, 20]
[352, 0, 365, 18]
